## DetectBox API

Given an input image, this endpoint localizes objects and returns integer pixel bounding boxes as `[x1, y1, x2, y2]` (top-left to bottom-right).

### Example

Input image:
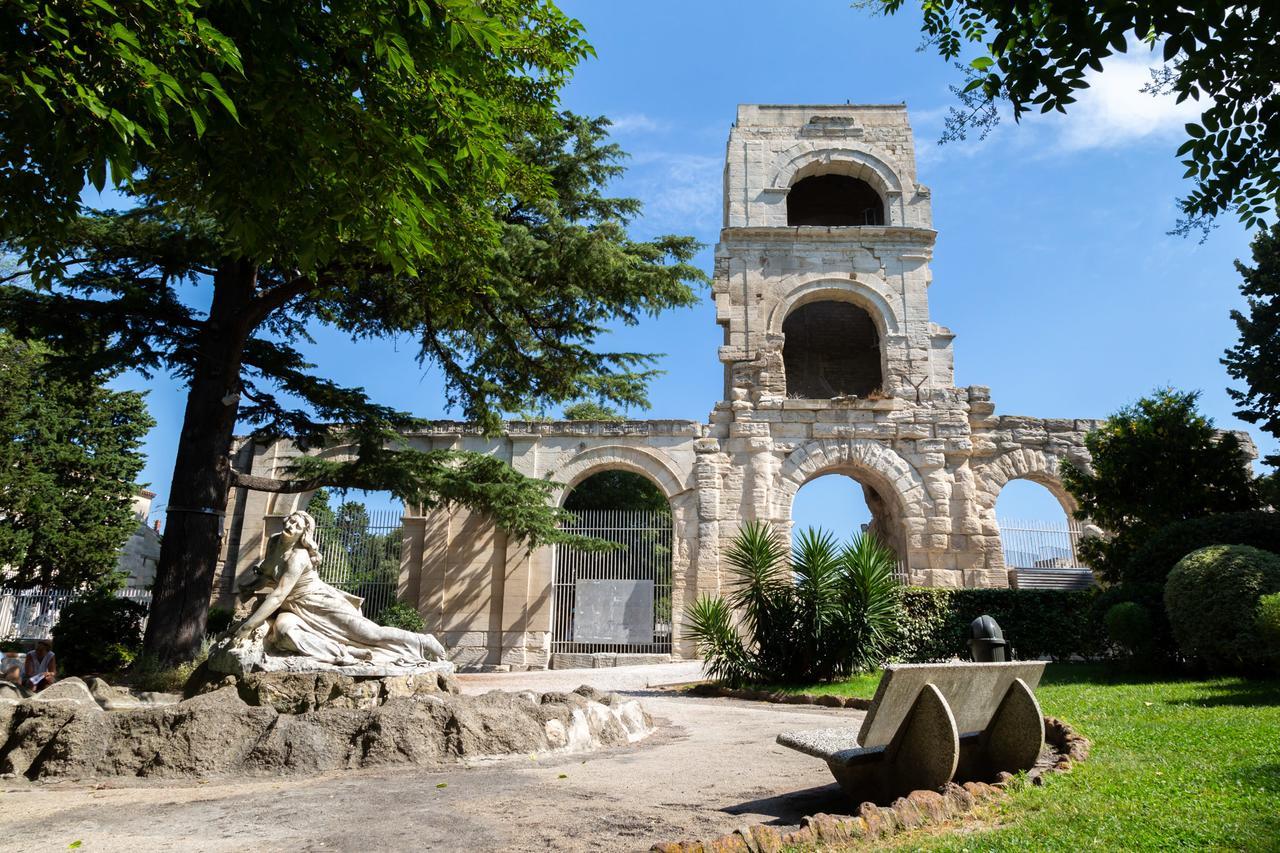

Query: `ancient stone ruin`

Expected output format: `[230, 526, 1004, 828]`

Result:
[216, 104, 1110, 670]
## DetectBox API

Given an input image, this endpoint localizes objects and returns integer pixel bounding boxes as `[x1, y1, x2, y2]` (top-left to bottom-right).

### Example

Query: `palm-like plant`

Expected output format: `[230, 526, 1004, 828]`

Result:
[685, 521, 902, 685]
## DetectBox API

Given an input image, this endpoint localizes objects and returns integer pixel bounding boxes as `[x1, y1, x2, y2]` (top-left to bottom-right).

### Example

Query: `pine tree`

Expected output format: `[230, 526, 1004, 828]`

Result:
[1224, 224, 1280, 468]
[1, 6, 705, 662]
[0, 334, 154, 588]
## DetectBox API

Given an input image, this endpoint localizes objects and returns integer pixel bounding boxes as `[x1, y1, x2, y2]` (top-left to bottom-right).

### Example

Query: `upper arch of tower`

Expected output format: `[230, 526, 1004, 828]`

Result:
[722, 104, 933, 230]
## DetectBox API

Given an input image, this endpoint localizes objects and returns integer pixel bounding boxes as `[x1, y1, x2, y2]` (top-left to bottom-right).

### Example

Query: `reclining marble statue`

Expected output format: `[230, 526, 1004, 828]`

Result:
[208, 510, 453, 676]
[777, 661, 1046, 804]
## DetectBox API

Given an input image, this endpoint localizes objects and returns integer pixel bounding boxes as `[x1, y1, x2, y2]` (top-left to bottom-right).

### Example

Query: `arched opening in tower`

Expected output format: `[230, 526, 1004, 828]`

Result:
[782, 300, 883, 398]
[787, 174, 885, 226]
[791, 473, 904, 562]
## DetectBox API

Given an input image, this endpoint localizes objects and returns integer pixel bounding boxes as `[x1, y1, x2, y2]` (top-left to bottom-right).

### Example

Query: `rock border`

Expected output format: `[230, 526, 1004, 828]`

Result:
[649, 716, 1090, 852]
[685, 683, 872, 710]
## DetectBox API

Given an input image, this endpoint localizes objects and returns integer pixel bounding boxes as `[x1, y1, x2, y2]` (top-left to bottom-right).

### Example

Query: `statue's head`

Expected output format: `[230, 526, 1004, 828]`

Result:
[281, 510, 322, 568]
[283, 510, 316, 540]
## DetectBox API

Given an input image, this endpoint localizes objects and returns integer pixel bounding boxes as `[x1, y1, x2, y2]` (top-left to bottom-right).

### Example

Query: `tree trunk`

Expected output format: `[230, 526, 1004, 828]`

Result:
[142, 259, 256, 664]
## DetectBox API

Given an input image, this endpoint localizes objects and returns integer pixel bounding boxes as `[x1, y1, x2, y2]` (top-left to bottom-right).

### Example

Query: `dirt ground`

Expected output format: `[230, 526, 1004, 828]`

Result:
[0, 663, 862, 852]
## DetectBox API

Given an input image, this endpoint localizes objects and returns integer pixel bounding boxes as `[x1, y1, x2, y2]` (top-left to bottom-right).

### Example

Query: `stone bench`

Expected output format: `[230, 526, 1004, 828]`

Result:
[777, 661, 1046, 804]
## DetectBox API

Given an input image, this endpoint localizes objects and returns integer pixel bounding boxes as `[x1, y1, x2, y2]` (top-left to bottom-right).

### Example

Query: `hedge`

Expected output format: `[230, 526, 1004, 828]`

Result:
[1125, 511, 1280, 586]
[889, 588, 1102, 663]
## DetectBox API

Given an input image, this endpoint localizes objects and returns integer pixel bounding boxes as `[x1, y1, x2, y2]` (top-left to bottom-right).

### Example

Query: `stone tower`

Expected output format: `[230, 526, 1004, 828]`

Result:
[702, 104, 1095, 587]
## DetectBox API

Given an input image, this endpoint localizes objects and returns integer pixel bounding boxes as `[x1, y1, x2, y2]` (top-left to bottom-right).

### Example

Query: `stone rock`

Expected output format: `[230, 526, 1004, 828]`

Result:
[906, 789, 951, 823]
[2, 699, 108, 779]
[0, 682, 25, 702]
[31, 676, 97, 706]
[0, 680, 651, 779]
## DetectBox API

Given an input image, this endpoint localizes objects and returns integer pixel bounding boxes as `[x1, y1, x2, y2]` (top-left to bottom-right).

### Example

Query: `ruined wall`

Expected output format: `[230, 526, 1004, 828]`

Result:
[215, 104, 1108, 669]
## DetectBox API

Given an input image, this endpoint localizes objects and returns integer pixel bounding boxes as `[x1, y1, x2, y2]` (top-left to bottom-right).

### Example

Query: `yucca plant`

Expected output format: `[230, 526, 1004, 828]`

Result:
[685, 521, 902, 685]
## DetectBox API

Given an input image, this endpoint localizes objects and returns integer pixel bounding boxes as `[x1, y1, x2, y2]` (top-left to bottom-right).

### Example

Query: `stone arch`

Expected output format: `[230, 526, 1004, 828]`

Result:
[974, 449, 1080, 516]
[778, 439, 931, 516]
[778, 440, 929, 562]
[550, 444, 687, 506]
[768, 144, 906, 201]
[767, 275, 901, 337]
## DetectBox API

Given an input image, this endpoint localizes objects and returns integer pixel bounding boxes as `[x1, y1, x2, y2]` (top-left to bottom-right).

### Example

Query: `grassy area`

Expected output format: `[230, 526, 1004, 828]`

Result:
[747, 671, 884, 699]
[784, 664, 1280, 850]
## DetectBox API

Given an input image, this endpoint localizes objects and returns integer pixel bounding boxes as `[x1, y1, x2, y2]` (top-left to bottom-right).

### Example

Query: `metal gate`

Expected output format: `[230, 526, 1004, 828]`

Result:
[312, 508, 403, 618]
[552, 510, 673, 655]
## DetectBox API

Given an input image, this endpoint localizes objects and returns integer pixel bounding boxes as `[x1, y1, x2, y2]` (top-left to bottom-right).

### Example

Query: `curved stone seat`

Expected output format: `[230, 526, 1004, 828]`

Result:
[777, 661, 1046, 804]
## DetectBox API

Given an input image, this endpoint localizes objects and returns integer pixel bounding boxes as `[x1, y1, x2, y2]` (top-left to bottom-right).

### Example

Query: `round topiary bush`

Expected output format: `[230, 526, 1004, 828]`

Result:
[1257, 592, 1280, 652]
[1164, 545, 1280, 670]
[1105, 601, 1153, 657]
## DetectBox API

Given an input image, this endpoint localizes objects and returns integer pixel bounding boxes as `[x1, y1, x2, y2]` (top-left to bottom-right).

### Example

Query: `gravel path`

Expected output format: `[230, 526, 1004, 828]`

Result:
[0, 664, 861, 852]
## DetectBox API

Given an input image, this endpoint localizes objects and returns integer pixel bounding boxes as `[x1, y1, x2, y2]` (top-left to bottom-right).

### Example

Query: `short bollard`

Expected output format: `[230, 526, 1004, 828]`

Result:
[969, 615, 1008, 663]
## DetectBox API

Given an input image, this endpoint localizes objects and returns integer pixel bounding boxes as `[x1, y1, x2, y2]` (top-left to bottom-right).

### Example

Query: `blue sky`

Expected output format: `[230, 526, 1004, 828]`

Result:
[117, 0, 1270, 535]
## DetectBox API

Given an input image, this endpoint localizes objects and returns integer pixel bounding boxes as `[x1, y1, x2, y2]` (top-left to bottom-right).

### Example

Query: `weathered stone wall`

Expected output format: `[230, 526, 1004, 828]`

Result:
[215, 104, 1110, 668]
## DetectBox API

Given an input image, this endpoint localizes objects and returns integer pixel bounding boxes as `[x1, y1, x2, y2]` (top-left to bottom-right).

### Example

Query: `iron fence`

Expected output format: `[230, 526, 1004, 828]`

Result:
[552, 510, 673, 656]
[998, 518, 1086, 569]
[312, 508, 403, 619]
[0, 587, 153, 642]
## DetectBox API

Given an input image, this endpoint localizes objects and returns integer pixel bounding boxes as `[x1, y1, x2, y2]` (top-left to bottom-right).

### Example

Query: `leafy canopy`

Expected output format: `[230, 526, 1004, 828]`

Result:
[1061, 388, 1258, 584]
[0, 333, 153, 588]
[868, 1, 1280, 233]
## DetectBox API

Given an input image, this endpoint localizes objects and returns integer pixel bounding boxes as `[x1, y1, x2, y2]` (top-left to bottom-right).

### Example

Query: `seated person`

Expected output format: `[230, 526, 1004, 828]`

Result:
[2, 661, 21, 686]
[23, 640, 56, 692]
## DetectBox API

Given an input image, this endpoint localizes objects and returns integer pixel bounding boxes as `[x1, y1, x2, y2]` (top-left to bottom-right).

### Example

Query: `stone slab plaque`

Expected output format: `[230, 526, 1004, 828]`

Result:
[573, 579, 654, 645]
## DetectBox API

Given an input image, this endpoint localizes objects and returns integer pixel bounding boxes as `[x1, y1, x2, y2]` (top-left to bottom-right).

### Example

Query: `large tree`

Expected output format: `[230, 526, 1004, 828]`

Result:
[1061, 388, 1258, 583]
[867, 1, 1280, 234]
[1224, 223, 1280, 471]
[1, 3, 704, 662]
[0, 333, 154, 588]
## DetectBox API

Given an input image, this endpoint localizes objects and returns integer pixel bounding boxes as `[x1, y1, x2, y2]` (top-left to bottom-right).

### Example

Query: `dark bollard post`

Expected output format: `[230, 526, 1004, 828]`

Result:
[969, 615, 1008, 662]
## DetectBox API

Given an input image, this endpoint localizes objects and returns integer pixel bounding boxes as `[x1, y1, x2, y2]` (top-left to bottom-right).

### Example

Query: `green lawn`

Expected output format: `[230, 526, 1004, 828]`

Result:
[785, 664, 1280, 850]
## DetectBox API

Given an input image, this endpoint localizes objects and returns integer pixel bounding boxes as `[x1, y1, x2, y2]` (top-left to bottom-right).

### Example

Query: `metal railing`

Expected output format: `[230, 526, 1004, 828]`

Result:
[552, 510, 673, 656]
[0, 587, 153, 642]
[998, 518, 1086, 569]
[312, 508, 403, 619]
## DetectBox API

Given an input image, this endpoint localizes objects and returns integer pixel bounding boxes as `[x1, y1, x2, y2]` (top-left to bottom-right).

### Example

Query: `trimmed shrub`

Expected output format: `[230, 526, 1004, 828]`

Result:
[375, 601, 426, 634]
[1165, 545, 1280, 670]
[1105, 602, 1153, 657]
[1253, 592, 1280, 651]
[890, 588, 1102, 663]
[1126, 511, 1280, 586]
[1090, 581, 1172, 663]
[50, 588, 148, 675]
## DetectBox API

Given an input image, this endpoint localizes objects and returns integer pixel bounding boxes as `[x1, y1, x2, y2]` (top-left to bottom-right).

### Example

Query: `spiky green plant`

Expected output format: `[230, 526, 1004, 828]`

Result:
[684, 522, 901, 685]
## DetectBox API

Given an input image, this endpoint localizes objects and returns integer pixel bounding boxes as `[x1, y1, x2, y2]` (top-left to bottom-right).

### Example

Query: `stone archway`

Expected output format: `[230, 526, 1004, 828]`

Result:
[974, 449, 1080, 517]
[776, 439, 931, 562]
[550, 444, 688, 506]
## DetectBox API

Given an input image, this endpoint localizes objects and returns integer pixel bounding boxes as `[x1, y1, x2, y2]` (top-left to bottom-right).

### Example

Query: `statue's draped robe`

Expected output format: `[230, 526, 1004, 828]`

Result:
[268, 561, 445, 666]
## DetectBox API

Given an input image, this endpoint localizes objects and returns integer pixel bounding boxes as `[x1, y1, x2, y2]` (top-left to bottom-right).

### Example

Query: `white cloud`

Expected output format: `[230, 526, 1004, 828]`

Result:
[621, 151, 722, 237]
[1041, 43, 1200, 152]
[608, 113, 668, 134]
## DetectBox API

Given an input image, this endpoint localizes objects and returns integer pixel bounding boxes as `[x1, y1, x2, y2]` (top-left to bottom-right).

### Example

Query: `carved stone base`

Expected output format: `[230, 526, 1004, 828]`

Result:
[206, 634, 456, 679]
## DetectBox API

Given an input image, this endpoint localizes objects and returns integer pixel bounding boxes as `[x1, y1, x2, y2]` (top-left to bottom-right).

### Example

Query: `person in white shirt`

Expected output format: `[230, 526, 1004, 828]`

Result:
[23, 640, 56, 692]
